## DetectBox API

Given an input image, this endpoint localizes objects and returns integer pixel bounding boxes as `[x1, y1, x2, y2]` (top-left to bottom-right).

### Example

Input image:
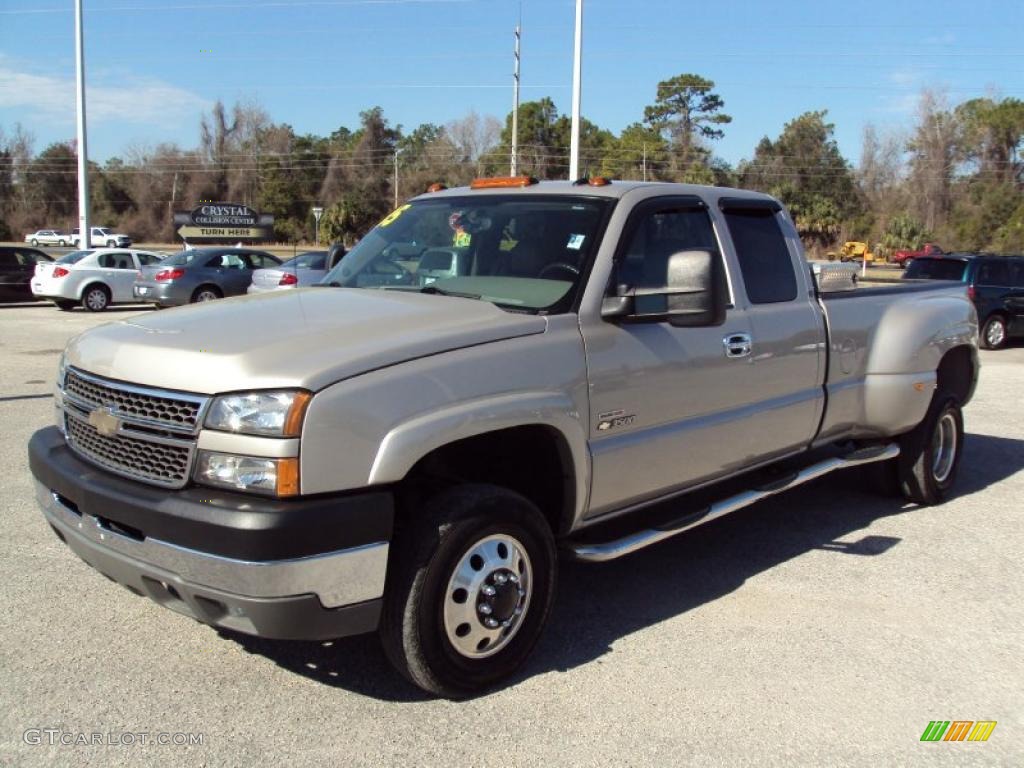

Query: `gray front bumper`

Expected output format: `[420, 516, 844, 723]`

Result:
[37, 481, 387, 639]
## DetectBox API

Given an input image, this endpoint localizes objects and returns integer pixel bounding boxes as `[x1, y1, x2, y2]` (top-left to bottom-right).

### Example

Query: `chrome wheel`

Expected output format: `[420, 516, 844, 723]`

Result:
[984, 318, 1005, 349]
[443, 534, 533, 660]
[932, 412, 958, 484]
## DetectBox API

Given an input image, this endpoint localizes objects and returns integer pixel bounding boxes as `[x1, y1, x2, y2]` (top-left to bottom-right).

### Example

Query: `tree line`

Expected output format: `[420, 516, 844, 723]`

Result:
[1, 74, 1021, 256]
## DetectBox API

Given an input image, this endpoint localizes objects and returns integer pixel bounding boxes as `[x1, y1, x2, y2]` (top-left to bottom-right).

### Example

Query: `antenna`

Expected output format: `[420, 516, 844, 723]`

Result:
[510, 5, 522, 176]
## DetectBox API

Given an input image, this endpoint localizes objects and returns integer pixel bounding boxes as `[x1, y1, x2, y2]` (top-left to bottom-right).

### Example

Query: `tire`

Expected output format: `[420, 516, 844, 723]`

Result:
[980, 315, 1007, 350]
[53, 299, 75, 311]
[379, 484, 557, 698]
[191, 286, 222, 303]
[31, 238, 38, 246]
[895, 393, 964, 505]
[106, 239, 116, 248]
[59, 240, 66, 247]
[81, 284, 110, 312]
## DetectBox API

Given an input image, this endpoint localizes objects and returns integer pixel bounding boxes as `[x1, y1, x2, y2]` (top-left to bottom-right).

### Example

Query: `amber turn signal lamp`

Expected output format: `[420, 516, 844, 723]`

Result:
[470, 176, 539, 189]
[282, 391, 312, 437]
[276, 457, 300, 497]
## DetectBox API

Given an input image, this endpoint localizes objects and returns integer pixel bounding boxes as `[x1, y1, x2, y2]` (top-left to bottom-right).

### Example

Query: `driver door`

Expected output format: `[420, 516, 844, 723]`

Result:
[582, 198, 756, 518]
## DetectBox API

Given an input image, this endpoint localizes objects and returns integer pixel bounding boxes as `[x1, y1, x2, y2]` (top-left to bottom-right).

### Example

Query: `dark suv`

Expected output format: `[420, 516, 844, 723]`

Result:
[0, 246, 53, 302]
[904, 253, 1024, 349]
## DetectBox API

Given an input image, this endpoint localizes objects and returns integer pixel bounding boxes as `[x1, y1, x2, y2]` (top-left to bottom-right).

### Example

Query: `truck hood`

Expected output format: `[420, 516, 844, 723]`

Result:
[66, 288, 547, 393]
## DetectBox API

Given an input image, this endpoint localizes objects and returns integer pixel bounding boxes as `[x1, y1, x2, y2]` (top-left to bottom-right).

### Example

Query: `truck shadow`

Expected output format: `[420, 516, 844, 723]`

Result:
[223, 432, 1023, 702]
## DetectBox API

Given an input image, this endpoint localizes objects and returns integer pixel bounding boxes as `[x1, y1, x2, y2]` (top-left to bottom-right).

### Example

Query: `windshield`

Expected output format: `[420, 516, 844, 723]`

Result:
[320, 195, 612, 311]
[57, 250, 92, 264]
[904, 258, 968, 281]
[94, 228, 112, 236]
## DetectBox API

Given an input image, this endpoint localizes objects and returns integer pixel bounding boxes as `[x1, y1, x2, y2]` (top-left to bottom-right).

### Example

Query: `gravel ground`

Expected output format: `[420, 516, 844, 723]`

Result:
[0, 303, 1021, 767]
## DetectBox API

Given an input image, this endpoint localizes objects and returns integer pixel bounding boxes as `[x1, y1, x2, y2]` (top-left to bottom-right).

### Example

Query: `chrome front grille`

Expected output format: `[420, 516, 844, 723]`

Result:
[64, 369, 204, 433]
[60, 368, 207, 489]
[65, 410, 193, 487]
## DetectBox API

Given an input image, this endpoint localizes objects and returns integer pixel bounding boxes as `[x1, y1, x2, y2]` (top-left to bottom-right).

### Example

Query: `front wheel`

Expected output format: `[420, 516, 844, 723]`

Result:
[980, 315, 1007, 350]
[379, 484, 557, 698]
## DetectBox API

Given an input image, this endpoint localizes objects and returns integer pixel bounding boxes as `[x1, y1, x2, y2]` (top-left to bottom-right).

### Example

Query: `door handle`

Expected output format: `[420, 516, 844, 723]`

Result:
[723, 333, 752, 358]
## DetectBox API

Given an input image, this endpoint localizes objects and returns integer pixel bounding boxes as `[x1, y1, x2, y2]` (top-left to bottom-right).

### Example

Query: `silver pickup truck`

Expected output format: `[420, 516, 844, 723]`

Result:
[28, 179, 978, 697]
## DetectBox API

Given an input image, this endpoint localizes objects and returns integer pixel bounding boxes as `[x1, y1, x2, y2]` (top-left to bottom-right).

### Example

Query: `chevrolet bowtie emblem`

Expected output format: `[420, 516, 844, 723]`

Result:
[88, 406, 121, 438]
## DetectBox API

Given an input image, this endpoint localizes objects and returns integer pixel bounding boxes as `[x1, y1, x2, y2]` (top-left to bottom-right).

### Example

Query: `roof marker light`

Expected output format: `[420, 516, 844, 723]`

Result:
[470, 176, 539, 190]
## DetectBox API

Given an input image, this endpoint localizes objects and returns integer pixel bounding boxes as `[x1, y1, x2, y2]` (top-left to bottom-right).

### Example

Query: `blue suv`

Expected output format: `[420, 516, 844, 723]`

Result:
[904, 253, 1024, 349]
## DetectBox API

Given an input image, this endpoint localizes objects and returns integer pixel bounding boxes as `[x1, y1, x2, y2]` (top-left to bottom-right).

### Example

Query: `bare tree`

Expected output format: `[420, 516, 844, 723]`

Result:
[446, 110, 501, 175]
[907, 90, 960, 233]
[858, 124, 908, 244]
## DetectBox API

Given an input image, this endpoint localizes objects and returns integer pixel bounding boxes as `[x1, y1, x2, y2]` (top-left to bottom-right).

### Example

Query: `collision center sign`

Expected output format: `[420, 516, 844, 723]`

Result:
[173, 202, 273, 242]
[191, 204, 259, 227]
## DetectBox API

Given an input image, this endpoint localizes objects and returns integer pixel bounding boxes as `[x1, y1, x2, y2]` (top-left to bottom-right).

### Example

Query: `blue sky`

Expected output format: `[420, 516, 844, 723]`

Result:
[1, 0, 1022, 167]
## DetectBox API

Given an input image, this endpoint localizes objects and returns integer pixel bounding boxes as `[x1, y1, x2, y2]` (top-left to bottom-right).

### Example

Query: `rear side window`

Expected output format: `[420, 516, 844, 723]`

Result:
[723, 209, 797, 304]
[1011, 261, 1024, 288]
[97, 252, 132, 269]
[976, 260, 1010, 286]
[904, 258, 968, 281]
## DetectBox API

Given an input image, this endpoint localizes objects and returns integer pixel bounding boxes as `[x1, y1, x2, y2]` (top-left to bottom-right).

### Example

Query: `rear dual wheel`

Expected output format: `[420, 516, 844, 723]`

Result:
[870, 392, 964, 506]
[380, 484, 557, 698]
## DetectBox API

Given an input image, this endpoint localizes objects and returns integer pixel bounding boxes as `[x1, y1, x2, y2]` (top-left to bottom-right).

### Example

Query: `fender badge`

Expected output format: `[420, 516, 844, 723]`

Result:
[88, 406, 121, 438]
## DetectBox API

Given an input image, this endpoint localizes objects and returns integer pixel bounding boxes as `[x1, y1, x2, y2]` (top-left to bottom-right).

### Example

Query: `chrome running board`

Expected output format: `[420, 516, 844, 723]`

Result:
[569, 443, 900, 563]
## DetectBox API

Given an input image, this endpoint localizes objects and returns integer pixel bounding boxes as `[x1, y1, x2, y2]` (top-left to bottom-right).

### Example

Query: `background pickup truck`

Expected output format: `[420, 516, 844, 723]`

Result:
[28, 178, 978, 698]
[892, 242, 943, 267]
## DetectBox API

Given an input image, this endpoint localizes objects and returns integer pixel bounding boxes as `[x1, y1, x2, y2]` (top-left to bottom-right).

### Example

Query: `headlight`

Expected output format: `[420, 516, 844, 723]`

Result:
[204, 390, 311, 437]
[57, 351, 67, 388]
[194, 451, 299, 497]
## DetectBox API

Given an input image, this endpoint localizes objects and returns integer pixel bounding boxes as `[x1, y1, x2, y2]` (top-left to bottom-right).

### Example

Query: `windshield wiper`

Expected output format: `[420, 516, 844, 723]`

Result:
[419, 285, 482, 300]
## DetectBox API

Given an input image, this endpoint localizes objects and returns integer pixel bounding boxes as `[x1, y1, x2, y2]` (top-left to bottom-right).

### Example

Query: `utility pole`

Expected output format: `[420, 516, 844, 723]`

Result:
[569, 0, 583, 180]
[74, 0, 91, 248]
[393, 148, 403, 208]
[510, 22, 521, 176]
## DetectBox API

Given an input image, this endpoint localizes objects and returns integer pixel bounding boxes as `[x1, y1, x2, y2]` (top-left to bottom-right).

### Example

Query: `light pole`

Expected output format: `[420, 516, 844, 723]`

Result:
[74, 0, 91, 248]
[569, 0, 583, 180]
[312, 206, 323, 246]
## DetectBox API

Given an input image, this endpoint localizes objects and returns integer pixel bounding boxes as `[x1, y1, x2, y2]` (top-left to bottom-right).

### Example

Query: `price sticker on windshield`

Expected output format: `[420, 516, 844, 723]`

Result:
[378, 204, 411, 228]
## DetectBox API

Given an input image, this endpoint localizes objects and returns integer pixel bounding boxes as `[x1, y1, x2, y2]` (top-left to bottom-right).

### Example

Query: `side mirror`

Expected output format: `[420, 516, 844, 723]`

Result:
[601, 249, 726, 328]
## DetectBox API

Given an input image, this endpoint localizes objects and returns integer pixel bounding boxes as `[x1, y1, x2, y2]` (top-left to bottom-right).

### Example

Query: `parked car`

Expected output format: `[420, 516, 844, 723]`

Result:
[31, 248, 166, 311]
[904, 253, 1024, 349]
[247, 249, 332, 294]
[29, 178, 979, 697]
[892, 242, 943, 267]
[0, 246, 52, 301]
[71, 227, 132, 248]
[133, 247, 281, 307]
[24, 230, 69, 247]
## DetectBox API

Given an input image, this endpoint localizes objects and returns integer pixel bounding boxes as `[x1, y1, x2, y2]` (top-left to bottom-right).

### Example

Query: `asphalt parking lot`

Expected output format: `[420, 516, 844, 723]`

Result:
[1, 303, 1021, 767]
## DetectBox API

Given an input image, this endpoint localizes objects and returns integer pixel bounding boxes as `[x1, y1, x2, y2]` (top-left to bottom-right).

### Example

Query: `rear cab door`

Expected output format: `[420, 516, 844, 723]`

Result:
[715, 198, 826, 457]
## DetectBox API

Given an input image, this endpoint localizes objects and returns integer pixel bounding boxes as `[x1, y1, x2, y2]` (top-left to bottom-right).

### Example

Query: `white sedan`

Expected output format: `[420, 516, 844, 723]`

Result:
[31, 248, 167, 311]
[24, 230, 69, 247]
